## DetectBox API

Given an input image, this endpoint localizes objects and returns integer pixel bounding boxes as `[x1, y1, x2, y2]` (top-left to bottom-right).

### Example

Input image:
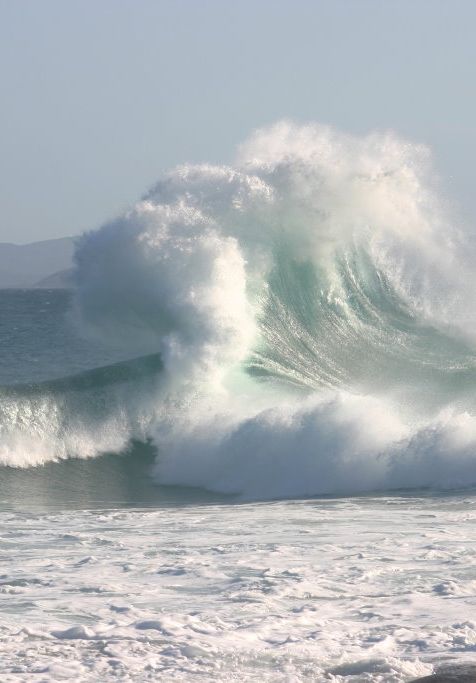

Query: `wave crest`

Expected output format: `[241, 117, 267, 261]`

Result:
[3, 121, 476, 499]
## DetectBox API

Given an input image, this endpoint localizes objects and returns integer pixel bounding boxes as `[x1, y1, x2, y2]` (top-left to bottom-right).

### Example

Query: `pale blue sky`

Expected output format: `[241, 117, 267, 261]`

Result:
[1, 0, 475, 243]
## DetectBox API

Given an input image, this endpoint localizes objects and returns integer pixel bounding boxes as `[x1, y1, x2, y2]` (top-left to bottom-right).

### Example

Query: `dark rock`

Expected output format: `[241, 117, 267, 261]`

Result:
[412, 665, 476, 682]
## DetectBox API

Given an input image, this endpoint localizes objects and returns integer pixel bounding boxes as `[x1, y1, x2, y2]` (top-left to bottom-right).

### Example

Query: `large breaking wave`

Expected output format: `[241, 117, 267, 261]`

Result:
[3, 121, 476, 499]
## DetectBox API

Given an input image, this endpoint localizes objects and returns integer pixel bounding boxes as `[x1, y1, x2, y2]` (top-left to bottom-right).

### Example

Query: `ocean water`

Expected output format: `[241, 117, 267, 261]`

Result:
[3, 122, 476, 681]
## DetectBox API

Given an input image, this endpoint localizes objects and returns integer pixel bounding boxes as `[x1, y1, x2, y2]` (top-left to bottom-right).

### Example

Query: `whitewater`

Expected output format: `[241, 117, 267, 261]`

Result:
[2, 122, 476, 681]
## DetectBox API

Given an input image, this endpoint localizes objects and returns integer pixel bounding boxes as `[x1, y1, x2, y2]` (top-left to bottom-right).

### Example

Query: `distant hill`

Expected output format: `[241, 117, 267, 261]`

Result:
[34, 268, 74, 289]
[0, 237, 75, 288]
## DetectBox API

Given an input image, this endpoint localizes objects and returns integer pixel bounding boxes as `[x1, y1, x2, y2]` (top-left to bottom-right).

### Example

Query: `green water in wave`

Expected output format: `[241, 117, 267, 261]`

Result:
[248, 246, 476, 410]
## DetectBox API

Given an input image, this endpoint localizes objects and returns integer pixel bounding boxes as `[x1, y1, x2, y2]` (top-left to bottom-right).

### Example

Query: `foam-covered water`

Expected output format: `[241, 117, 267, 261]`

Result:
[3, 491, 476, 682]
[3, 122, 476, 680]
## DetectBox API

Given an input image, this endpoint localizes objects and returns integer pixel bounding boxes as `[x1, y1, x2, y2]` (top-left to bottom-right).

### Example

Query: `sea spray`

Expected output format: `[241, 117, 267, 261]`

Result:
[2, 122, 476, 498]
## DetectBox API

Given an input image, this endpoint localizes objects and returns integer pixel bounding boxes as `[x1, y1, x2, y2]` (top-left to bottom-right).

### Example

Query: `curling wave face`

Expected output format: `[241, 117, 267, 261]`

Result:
[3, 122, 476, 499]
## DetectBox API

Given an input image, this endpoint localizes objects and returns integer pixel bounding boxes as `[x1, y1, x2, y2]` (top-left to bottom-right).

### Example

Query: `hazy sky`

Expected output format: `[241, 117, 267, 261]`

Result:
[1, 0, 475, 243]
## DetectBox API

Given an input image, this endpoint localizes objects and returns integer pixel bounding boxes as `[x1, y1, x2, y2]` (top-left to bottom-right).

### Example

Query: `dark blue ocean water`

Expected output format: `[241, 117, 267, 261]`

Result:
[0, 289, 129, 385]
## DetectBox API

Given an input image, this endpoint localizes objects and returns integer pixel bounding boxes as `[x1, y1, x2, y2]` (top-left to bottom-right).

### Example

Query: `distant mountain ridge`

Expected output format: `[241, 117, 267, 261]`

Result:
[34, 268, 74, 289]
[0, 237, 75, 288]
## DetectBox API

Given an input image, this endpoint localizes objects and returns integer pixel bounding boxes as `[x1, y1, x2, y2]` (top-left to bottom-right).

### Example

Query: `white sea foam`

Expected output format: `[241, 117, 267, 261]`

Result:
[2, 494, 476, 681]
